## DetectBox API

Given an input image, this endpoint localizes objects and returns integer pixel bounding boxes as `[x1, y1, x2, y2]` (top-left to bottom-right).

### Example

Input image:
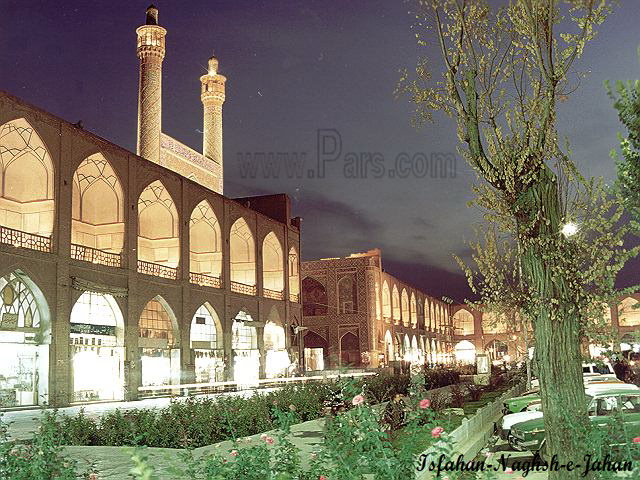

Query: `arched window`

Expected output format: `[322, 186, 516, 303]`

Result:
[70, 292, 124, 401]
[71, 153, 124, 262]
[262, 232, 284, 294]
[0, 118, 55, 241]
[191, 303, 224, 383]
[392, 285, 400, 323]
[137, 181, 179, 270]
[401, 289, 409, 327]
[302, 277, 328, 316]
[384, 330, 394, 361]
[337, 275, 357, 314]
[288, 247, 300, 301]
[410, 293, 417, 328]
[189, 200, 222, 281]
[0, 271, 50, 407]
[230, 217, 256, 290]
[619, 297, 640, 327]
[232, 310, 259, 384]
[429, 302, 435, 330]
[264, 307, 290, 378]
[454, 308, 475, 335]
[382, 281, 391, 320]
[138, 297, 180, 386]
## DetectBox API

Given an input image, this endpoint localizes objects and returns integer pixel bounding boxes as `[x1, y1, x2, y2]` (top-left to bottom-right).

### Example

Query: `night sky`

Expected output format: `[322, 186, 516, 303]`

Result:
[1, 0, 638, 301]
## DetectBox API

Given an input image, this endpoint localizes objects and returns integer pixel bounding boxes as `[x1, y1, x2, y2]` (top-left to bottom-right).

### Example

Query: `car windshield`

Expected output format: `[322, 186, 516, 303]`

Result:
[620, 395, 640, 413]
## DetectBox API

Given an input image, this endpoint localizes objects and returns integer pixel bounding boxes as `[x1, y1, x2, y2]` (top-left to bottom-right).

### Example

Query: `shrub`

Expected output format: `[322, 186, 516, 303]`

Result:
[423, 366, 461, 390]
[449, 384, 466, 408]
[467, 384, 485, 402]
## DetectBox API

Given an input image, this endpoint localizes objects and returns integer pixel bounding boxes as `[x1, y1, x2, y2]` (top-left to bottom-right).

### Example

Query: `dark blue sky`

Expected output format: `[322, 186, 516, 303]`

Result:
[1, 0, 638, 301]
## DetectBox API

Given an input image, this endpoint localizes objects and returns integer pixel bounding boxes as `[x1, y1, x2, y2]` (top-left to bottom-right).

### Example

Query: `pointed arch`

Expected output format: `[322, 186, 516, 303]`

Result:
[382, 280, 391, 320]
[392, 285, 400, 324]
[0, 269, 51, 407]
[619, 297, 640, 327]
[137, 180, 179, 268]
[453, 308, 474, 335]
[189, 200, 222, 278]
[401, 289, 409, 327]
[337, 274, 357, 314]
[71, 153, 125, 259]
[70, 291, 125, 401]
[288, 246, 300, 300]
[191, 302, 224, 383]
[410, 292, 417, 328]
[302, 276, 328, 316]
[230, 217, 256, 288]
[0, 118, 55, 239]
[384, 329, 394, 361]
[262, 232, 284, 293]
[340, 331, 361, 366]
[138, 295, 180, 387]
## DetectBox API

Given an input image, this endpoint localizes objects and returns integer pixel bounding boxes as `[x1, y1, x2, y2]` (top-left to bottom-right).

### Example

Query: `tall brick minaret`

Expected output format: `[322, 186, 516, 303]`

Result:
[200, 55, 226, 192]
[136, 5, 166, 164]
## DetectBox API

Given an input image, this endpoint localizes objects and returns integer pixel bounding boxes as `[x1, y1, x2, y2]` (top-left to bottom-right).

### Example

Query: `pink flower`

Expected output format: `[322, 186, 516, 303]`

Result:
[260, 433, 268, 440]
[319, 476, 328, 480]
[265, 436, 275, 445]
[352, 394, 365, 406]
[633, 437, 640, 444]
[505, 467, 513, 474]
[230, 450, 238, 457]
[419, 398, 431, 409]
[89, 474, 98, 480]
[431, 426, 445, 438]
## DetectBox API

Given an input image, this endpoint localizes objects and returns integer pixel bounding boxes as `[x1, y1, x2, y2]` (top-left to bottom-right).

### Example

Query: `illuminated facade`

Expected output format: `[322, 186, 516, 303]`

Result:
[301, 249, 455, 370]
[451, 294, 640, 364]
[0, 6, 300, 408]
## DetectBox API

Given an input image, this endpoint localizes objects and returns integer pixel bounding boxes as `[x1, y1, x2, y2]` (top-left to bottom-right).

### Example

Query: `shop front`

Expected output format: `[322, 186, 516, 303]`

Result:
[191, 304, 224, 383]
[0, 271, 50, 408]
[70, 291, 124, 402]
[232, 310, 260, 387]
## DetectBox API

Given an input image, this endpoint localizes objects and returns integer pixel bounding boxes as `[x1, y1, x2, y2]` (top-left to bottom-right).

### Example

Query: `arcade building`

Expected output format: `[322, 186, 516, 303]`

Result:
[0, 6, 301, 409]
[301, 249, 455, 370]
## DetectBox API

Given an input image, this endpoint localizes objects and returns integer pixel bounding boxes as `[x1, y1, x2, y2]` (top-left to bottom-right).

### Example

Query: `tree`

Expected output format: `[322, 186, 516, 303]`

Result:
[400, 1, 638, 477]
[608, 48, 640, 224]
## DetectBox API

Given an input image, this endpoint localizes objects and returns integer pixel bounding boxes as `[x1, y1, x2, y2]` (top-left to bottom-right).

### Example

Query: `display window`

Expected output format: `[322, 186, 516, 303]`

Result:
[0, 272, 50, 408]
[191, 304, 224, 383]
[69, 291, 124, 402]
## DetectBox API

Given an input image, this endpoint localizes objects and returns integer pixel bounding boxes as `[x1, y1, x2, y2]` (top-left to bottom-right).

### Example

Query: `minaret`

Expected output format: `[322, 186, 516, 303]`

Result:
[200, 55, 227, 192]
[136, 5, 166, 164]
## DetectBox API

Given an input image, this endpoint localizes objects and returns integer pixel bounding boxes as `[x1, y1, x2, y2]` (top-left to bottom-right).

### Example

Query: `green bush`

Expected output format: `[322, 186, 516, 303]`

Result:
[48, 374, 408, 449]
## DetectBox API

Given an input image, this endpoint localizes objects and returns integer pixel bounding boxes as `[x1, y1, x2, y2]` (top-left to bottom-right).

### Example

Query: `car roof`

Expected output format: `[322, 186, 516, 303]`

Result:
[588, 387, 640, 395]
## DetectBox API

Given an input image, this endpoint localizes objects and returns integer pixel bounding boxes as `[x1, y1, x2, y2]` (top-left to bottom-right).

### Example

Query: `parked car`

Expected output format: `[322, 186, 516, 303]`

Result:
[508, 386, 640, 456]
[503, 388, 541, 414]
[530, 363, 616, 388]
[499, 401, 542, 439]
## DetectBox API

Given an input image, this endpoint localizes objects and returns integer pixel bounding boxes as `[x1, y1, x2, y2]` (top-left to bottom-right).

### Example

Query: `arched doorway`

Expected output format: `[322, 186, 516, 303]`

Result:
[455, 340, 477, 365]
[340, 332, 361, 367]
[303, 331, 328, 371]
[264, 307, 290, 378]
[190, 303, 224, 383]
[302, 277, 328, 316]
[232, 310, 259, 386]
[138, 297, 180, 386]
[0, 271, 50, 407]
[384, 330, 394, 363]
[70, 291, 124, 402]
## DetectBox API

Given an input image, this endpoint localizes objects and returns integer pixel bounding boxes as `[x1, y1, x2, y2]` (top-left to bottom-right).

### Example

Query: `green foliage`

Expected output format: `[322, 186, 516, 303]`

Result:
[46, 374, 407, 449]
[423, 365, 460, 389]
[607, 48, 640, 224]
[0, 412, 78, 480]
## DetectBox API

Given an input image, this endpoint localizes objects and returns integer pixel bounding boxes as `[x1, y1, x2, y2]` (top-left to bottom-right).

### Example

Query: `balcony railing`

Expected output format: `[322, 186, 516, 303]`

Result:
[289, 293, 300, 303]
[230, 281, 256, 296]
[71, 244, 122, 268]
[263, 288, 284, 300]
[0, 225, 51, 253]
[189, 272, 222, 288]
[137, 260, 178, 280]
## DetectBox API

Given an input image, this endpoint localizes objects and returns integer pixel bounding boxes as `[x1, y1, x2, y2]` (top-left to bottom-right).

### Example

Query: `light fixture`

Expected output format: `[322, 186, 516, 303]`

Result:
[561, 221, 579, 237]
